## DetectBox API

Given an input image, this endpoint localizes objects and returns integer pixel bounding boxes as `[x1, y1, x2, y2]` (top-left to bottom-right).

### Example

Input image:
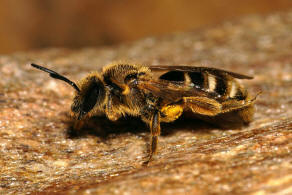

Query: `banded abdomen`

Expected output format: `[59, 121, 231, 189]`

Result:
[158, 70, 249, 102]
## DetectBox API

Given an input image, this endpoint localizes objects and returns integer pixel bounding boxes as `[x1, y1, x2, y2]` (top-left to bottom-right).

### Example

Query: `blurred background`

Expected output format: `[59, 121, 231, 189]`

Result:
[0, 0, 292, 54]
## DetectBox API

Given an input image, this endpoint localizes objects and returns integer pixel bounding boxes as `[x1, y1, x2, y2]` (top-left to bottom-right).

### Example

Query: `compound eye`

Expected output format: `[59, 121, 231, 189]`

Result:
[124, 73, 137, 84]
[82, 84, 101, 113]
[72, 78, 105, 119]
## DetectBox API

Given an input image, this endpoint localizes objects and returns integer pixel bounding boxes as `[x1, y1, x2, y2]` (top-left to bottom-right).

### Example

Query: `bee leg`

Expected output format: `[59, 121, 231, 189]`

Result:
[74, 120, 85, 130]
[145, 110, 161, 164]
[105, 93, 122, 121]
[184, 97, 221, 116]
[222, 98, 255, 113]
[237, 105, 255, 123]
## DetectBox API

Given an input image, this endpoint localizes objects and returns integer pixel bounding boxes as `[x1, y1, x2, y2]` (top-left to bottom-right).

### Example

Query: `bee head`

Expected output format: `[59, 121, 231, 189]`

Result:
[71, 74, 106, 119]
[31, 64, 105, 120]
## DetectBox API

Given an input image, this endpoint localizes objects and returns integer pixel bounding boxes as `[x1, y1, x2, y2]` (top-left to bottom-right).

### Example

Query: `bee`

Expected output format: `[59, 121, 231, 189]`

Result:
[31, 62, 257, 163]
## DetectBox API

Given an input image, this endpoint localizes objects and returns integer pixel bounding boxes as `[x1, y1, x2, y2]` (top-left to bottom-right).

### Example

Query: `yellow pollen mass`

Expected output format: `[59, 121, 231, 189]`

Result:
[161, 105, 183, 122]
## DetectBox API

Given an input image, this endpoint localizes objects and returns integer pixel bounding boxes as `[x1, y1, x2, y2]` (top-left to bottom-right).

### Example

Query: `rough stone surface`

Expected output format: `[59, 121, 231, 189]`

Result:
[1, 11, 292, 194]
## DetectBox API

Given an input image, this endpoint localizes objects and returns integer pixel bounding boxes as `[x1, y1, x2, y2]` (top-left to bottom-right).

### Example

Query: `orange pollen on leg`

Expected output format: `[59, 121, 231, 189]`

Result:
[161, 105, 183, 121]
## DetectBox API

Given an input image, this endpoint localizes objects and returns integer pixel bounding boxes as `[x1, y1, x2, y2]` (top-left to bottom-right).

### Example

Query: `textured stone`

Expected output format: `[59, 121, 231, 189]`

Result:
[0, 10, 292, 194]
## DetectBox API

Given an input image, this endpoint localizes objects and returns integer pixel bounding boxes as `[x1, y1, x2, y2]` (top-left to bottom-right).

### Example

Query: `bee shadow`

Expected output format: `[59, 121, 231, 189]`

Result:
[66, 116, 147, 141]
[64, 112, 245, 142]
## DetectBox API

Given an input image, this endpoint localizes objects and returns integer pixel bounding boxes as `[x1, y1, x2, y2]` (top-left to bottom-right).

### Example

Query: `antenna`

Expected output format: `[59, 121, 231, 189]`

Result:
[31, 63, 80, 92]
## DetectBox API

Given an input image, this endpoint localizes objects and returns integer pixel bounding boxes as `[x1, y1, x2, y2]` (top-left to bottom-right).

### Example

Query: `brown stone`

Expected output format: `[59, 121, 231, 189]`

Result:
[1, 10, 292, 194]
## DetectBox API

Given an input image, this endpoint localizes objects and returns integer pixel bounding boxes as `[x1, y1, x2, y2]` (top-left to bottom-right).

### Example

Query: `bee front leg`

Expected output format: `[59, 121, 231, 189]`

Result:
[146, 110, 161, 164]
[105, 94, 122, 121]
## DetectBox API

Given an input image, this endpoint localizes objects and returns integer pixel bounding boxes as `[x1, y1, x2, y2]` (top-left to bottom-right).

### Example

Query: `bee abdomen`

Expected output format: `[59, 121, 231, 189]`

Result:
[188, 72, 205, 88]
[188, 72, 226, 96]
[226, 79, 247, 100]
[159, 70, 248, 101]
[214, 76, 227, 96]
[188, 71, 247, 100]
[159, 71, 185, 82]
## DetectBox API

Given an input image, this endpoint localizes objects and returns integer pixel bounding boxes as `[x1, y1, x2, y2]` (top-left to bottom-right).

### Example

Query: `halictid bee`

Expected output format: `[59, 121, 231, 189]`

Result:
[31, 62, 257, 163]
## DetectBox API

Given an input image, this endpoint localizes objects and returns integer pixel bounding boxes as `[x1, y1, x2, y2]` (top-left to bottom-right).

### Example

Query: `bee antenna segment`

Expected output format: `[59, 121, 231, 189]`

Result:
[31, 63, 81, 92]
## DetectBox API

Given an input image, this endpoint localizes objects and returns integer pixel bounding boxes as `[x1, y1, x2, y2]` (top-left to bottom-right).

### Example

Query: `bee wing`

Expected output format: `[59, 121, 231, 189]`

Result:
[148, 65, 252, 102]
[149, 65, 253, 79]
[137, 77, 216, 104]
[137, 78, 222, 116]
[138, 64, 250, 101]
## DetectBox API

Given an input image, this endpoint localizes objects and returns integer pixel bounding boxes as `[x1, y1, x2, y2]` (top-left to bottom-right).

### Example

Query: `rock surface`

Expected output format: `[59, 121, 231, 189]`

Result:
[1, 11, 292, 194]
